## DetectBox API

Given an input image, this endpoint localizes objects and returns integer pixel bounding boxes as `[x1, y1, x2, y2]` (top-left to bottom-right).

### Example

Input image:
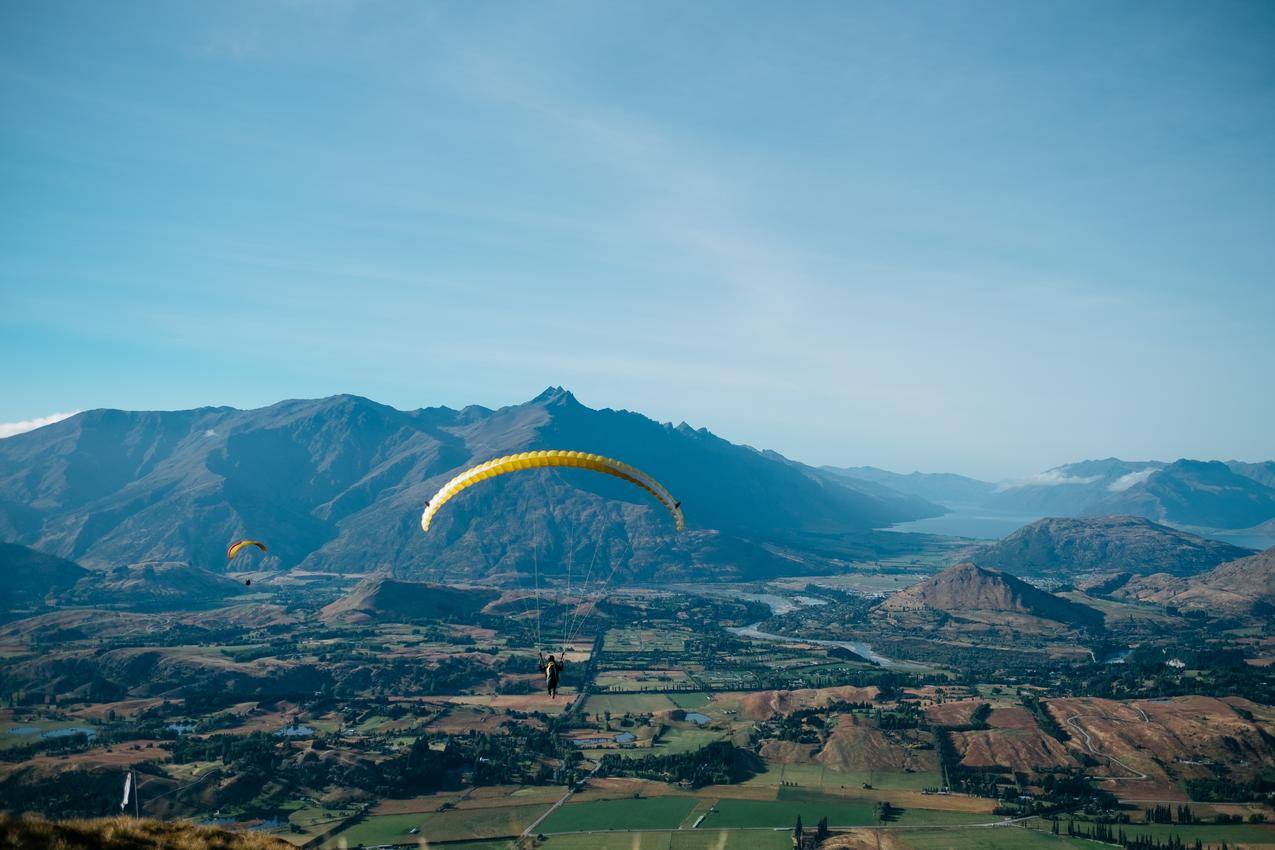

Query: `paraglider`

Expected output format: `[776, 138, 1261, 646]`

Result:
[227, 539, 267, 561]
[228, 539, 266, 586]
[420, 450, 684, 534]
[538, 652, 564, 698]
[420, 450, 685, 682]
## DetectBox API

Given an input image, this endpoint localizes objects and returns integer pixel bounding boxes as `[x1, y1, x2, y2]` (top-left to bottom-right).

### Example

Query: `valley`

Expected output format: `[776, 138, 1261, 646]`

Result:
[1, 396, 1272, 849]
[2, 539, 1273, 849]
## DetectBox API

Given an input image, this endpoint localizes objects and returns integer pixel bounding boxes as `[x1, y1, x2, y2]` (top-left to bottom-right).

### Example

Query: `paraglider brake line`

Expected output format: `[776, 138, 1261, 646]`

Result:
[562, 538, 602, 653]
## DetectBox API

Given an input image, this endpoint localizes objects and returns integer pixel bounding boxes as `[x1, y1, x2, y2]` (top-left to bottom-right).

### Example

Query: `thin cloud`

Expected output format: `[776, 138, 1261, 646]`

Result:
[0, 411, 80, 439]
[996, 469, 1103, 491]
[1108, 468, 1156, 492]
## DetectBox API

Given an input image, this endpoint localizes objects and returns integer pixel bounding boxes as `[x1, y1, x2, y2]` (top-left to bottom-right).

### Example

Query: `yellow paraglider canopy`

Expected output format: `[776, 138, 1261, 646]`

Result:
[227, 539, 267, 561]
[420, 450, 684, 534]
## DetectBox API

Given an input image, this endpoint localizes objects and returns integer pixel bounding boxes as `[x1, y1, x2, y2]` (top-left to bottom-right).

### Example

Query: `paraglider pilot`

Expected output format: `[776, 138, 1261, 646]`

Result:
[538, 651, 564, 698]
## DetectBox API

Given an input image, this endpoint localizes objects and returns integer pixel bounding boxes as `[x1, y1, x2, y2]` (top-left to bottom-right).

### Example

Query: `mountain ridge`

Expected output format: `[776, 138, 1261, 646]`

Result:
[1110, 546, 1275, 616]
[0, 389, 942, 583]
[822, 466, 995, 505]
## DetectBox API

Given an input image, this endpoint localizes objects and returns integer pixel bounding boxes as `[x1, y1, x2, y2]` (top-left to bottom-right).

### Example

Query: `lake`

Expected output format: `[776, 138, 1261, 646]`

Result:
[887, 504, 1044, 540]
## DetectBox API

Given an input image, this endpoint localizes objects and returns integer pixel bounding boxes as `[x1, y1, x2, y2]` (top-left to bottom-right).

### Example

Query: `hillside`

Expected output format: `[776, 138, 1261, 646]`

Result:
[1087, 459, 1275, 529]
[319, 576, 498, 623]
[983, 458, 1165, 514]
[984, 458, 1275, 532]
[1227, 460, 1275, 489]
[0, 389, 941, 582]
[877, 562, 1103, 628]
[0, 542, 88, 610]
[0, 813, 290, 850]
[822, 466, 995, 505]
[1111, 546, 1275, 615]
[969, 516, 1252, 577]
[59, 562, 250, 610]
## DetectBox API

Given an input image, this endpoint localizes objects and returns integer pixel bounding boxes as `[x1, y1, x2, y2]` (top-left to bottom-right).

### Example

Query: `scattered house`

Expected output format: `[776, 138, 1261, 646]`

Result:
[571, 736, 614, 747]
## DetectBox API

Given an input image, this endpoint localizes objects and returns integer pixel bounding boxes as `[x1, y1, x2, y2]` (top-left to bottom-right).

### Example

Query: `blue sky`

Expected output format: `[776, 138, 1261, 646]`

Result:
[2, 1, 1273, 479]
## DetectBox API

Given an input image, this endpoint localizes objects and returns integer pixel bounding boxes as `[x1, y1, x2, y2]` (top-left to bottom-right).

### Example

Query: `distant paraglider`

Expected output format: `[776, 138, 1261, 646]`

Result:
[228, 539, 267, 587]
[227, 539, 267, 561]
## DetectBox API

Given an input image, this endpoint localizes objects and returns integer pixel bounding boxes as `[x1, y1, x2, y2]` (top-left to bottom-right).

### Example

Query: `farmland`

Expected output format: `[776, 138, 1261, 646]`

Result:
[1, 572, 1272, 849]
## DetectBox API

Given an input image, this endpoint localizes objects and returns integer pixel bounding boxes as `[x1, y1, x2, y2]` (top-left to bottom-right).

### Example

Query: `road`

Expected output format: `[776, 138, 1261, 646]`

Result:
[519, 764, 601, 839]
[533, 813, 1054, 838]
[1063, 702, 1149, 780]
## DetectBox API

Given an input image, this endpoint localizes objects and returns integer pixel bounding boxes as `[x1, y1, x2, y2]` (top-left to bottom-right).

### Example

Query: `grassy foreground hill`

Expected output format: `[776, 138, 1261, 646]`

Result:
[0, 814, 290, 850]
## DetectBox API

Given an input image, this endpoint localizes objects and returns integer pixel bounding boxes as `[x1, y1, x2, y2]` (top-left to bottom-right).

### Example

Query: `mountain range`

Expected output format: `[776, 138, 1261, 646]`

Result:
[3, 388, 1271, 588]
[832, 457, 1275, 537]
[822, 466, 996, 505]
[0, 388, 941, 583]
[984, 458, 1275, 532]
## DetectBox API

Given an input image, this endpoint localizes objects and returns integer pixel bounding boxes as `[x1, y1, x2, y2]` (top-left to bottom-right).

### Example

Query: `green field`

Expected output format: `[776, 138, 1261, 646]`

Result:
[281, 800, 351, 834]
[667, 692, 711, 709]
[583, 693, 679, 715]
[539, 831, 792, 850]
[743, 762, 942, 791]
[540, 796, 699, 833]
[652, 726, 724, 753]
[322, 802, 550, 847]
[903, 828, 1096, 849]
[700, 795, 994, 830]
[321, 812, 427, 846]
[603, 628, 688, 652]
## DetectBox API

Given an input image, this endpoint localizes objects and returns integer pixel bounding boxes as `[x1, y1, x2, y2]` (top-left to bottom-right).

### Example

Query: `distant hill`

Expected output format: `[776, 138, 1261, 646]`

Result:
[822, 466, 995, 505]
[0, 388, 941, 583]
[1086, 460, 1275, 530]
[983, 458, 1166, 515]
[983, 458, 1275, 533]
[1110, 546, 1275, 616]
[320, 576, 498, 623]
[1227, 460, 1275, 489]
[877, 562, 1102, 629]
[60, 562, 250, 610]
[970, 516, 1252, 577]
[0, 541, 88, 609]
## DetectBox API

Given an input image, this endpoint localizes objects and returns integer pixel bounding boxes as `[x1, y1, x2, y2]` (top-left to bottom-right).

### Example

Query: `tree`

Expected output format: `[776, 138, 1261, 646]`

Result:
[794, 815, 803, 841]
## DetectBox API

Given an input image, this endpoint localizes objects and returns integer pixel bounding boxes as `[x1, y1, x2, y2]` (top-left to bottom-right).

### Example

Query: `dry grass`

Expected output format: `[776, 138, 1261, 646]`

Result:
[0, 814, 293, 850]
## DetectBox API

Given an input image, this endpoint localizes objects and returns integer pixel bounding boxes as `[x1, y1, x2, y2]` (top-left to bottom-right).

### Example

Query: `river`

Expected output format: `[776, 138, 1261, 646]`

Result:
[721, 592, 915, 669]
